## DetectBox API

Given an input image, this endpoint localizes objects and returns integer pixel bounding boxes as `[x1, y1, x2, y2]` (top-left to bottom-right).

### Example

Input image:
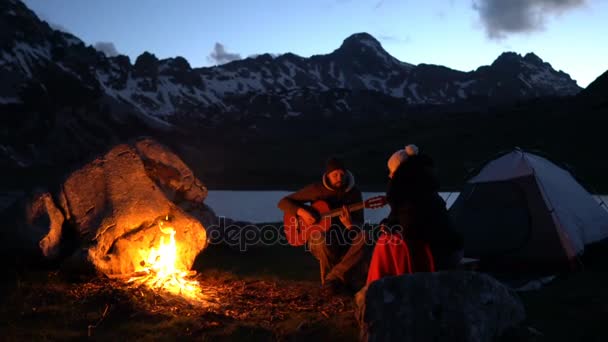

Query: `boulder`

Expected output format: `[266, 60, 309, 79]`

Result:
[22, 138, 213, 276]
[355, 271, 526, 342]
[24, 192, 65, 259]
[134, 138, 208, 205]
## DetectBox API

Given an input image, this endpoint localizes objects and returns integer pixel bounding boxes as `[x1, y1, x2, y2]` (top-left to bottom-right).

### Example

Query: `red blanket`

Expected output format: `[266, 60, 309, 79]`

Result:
[366, 233, 435, 286]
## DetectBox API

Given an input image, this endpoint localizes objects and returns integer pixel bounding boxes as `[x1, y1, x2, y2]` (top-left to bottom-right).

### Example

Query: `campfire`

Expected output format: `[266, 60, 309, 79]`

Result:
[126, 216, 205, 302]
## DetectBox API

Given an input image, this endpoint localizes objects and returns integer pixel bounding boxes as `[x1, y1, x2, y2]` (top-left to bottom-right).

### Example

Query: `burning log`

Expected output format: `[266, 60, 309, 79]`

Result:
[21, 138, 213, 299]
[123, 217, 206, 301]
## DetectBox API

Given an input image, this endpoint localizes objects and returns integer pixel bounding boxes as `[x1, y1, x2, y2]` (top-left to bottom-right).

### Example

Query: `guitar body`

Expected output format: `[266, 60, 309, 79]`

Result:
[283, 200, 332, 247]
[282, 195, 387, 247]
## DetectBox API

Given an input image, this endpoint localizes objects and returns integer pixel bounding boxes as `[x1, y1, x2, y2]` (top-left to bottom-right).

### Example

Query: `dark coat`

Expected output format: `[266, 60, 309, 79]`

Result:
[384, 154, 463, 267]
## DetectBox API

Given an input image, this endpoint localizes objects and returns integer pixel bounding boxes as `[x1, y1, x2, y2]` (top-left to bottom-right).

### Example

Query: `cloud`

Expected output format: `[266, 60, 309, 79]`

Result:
[472, 0, 586, 39]
[374, 0, 385, 9]
[207, 43, 242, 65]
[94, 42, 120, 57]
[377, 34, 412, 44]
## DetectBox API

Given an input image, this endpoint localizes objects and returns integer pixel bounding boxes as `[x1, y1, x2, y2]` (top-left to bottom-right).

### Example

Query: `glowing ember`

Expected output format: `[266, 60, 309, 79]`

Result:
[127, 217, 204, 301]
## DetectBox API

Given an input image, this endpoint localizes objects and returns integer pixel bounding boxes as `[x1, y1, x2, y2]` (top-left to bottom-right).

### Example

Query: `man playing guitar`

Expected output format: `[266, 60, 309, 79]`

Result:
[277, 157, 368, 296]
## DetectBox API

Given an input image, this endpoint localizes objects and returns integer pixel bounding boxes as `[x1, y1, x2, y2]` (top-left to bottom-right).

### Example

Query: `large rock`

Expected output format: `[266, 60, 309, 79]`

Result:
[355, 271, 526, 342]
[22, 138, 213, 276]
[134, 138, 217, 229]
[134, 138, 208, 205]
[24, 192, 64, 259]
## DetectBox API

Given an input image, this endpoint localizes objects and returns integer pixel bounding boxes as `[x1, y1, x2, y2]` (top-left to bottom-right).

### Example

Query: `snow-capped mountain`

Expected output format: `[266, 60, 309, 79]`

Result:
[1, 0, 583, 128]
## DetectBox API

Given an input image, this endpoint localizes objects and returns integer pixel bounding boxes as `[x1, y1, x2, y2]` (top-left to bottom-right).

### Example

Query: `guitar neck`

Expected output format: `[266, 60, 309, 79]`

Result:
[323, 201, 366, 219]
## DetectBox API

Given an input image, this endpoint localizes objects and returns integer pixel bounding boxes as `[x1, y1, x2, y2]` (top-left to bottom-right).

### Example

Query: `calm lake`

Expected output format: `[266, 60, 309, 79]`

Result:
[206, 191, 608, 224]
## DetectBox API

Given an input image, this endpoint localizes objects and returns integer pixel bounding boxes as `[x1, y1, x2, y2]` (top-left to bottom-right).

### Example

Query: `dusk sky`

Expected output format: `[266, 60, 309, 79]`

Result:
[22, 0, 608, 88]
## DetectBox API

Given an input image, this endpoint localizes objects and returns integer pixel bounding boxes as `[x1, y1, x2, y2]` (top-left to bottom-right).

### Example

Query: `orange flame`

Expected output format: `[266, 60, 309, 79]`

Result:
[127, 216, 203, 301]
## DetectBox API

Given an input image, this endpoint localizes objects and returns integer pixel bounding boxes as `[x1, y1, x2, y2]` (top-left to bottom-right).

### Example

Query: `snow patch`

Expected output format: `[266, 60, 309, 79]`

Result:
[203, 75, 242, 96]
[0, 50, 16, 67]
[242, 72, 264, 92]
[337, 71, 346, 87]
[389, 80, 408, 97]
[15, 42, 51, 60]
[280, 98, 292, 112]
[282, 61, 298, 78]
[329, 61, 336, 78]
[335, 99, 351, 111]
[310, 65, 322, 81]
[95, 72, 172, 126]
[359, 74, 387, 92]
[9, 42, 51, 77]
[528, 68, 578, 94]
[56, 62, 82, 80]
[518, 73, 533, 89]
[457, 88, 466, 99]
[360, 38, 390, 65]
[454, 79, 476, 88]
[408, 83, 421, 102]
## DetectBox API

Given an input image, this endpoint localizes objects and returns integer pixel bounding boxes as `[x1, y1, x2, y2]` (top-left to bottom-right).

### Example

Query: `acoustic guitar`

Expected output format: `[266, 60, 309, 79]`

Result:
[283, 195, 387, 246]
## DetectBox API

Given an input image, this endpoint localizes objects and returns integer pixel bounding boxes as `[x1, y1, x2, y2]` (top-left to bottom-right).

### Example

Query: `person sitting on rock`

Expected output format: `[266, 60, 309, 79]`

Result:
[366, 145, 464, 285]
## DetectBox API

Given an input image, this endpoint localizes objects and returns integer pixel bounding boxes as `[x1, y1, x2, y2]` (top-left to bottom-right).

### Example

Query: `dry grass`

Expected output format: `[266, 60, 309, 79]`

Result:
[0, 243, 359, 341]
[2, 239, 608, 341]
[0, 270, 359, 341]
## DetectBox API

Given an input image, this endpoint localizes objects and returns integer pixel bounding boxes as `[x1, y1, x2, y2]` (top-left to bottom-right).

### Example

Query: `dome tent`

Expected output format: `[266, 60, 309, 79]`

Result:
[449, 148, 608, 273]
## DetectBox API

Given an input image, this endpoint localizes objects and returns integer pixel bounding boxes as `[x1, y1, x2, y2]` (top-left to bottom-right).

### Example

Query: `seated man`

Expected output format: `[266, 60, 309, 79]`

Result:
[278, 157, 367, 295]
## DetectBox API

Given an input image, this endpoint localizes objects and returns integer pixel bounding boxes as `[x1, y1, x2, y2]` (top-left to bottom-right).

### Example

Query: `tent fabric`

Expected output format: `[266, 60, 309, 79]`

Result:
[469, 151, 535, 183]
[450, 149, 608, 271]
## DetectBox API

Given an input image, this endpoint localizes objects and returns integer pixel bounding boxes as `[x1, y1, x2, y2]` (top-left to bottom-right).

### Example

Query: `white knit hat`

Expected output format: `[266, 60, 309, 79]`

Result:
[387, 144, 419, 178]
[405, 144, 419, 156]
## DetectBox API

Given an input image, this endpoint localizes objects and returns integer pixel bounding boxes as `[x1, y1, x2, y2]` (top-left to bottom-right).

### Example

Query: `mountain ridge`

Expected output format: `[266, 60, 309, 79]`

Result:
[2, 0, 607, 192]
[1, 0, 584, 127]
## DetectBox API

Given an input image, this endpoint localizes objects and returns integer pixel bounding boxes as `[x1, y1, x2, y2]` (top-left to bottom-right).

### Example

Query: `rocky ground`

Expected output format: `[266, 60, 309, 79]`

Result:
[1, 238, 608, 341]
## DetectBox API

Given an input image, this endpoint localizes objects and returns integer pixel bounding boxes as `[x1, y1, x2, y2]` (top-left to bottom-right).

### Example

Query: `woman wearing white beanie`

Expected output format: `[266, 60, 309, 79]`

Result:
[387, 144, 419, 179]
[367, 144, 464, 284]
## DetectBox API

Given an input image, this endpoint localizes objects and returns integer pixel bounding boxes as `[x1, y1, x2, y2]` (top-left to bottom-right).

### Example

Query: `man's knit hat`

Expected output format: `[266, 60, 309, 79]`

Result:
[326, 157, 346, 173]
